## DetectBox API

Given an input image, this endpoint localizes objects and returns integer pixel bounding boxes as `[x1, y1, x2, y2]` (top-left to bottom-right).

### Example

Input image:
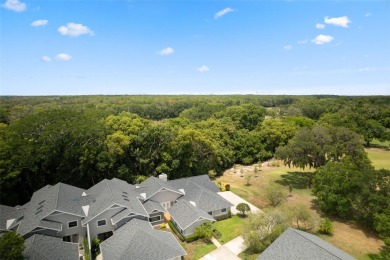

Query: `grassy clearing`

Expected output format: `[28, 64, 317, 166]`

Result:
[215, 160, 386, 259]
[366, 148, 390, 170]
[191, 241, 216, 260]
[213, 215, 245, 244]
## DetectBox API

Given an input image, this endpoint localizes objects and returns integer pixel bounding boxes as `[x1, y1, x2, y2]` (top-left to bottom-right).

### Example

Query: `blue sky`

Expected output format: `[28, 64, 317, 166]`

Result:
[1, 0, 389, 95]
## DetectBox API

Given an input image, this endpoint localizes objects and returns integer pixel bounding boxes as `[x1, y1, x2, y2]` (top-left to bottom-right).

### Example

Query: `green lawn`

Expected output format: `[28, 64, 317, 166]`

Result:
[213, 215, 245, 244]
[193, 241, 216, 259]
[366, 148, 390, 170]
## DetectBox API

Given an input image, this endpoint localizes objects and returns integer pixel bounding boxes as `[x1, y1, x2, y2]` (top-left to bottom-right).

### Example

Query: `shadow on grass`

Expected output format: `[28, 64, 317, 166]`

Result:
[368, 143, 390, 150]
[275, 171, 315, 189]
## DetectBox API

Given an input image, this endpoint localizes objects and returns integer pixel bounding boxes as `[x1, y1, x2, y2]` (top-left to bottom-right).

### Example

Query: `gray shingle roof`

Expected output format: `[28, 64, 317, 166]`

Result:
[175, 181, 233, 213]
[24, 234, 79, 260]
[258, 228, 356, 260]
[100, 218, 186, 260]
[142, 200, 166, 214]
[82, 178, 148, 225]
[169, 175, 220, 192]
[0, 205, 18, 232]
[11, 183, 86, 237]
[138, 177, 184, 200]
[168, 200, 215, 230]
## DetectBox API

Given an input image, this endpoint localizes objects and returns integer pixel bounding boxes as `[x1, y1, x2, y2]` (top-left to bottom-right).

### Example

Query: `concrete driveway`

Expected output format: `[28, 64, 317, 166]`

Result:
[200, 236, 246, 260]
[218, 191, 261, 215]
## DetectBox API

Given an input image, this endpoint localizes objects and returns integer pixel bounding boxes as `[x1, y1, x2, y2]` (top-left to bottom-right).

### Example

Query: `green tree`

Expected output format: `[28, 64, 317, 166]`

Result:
[287, 204, 314, 230]
[242, 209, 290, 253]
[265, 184, 287, 207]
[236, 203, 251, 216]
[313, 160, 371, 218]
[275, 125, 367, 170]
[194, 223, 213, 241]
[0, 231, 25, 260]
[259, 118, 297, 154]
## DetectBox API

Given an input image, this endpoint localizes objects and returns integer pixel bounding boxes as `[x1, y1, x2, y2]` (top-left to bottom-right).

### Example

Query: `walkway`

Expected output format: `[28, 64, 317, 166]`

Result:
[200, 236, 246, 260]
[218, 191, 262, 215]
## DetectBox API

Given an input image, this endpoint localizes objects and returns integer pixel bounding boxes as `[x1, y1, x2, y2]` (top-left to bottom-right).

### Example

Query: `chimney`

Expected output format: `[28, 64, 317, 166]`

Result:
[158, 173, 168, 181]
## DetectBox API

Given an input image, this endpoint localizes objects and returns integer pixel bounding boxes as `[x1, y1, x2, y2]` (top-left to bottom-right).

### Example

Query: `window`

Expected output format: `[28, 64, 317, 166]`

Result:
[97, 220, 106, 227]
[149, 216, 161, 223]
[68, 221, 78, 228]
[63, 235, 71, 242]
[222, 208, 227, 212]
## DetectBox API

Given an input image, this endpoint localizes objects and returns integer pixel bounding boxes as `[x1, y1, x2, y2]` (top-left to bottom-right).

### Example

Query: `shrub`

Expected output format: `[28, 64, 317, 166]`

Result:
[225, 184, 230, 191]
[168, 221, 185, 241]
[83, 236, 90, 260]
[160, 223, 166, 229]
[212, 228, 222, 239]
[318, 218, 334, 235]
[194, 223, 213, 242]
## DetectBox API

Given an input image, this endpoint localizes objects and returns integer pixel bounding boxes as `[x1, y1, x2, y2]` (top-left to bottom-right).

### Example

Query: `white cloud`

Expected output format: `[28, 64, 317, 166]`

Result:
[55, 53, 72, 61]
[58, 23, 94, 37]
[41, 56, 51, 62]
[316, 23, 325, 29]
[365, 12, 372, 17]
[159, 47, 174, 56]
[214, 7, 234, 19]
[298, 39, 308, 45]
[284, 45, 292, 50]
[312, 34, 334, 45]
[324, 16, 351, 28]
[2, 0, 26, 12]
[31, 19, 48, 27]
[197, 65, 209, 72]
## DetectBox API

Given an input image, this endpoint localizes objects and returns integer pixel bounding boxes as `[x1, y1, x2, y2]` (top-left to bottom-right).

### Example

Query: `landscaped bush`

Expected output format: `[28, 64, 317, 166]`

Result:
[160, 223, 166, 229]
[225, 184, 230, 191]
[83, 237, 90, 260]
[318, 218, 334, 235]
[212, 228, 222, 239]
[168, 221, 185, 241]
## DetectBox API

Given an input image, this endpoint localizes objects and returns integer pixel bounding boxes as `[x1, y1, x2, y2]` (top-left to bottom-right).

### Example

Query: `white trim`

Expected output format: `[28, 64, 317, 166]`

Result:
[6, 219, 15, 229]
[46, 209, 84, 218]
[68, 220, 78, 228]
[82, 205, 90, 216]
[97, 219, 107, 227]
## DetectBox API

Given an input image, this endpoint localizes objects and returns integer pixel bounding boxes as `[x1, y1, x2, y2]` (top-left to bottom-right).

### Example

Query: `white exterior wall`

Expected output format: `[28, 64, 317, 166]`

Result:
[87, 207, 123, 240]
[183, 219, 211, 237]
[209, 208, 229, 217]
[45, 213, 86, 242]
[149, 190, 182, 205]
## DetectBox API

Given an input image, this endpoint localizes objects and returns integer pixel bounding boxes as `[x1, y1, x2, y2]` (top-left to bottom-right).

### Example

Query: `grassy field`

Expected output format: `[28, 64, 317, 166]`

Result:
[213, 215, 245, 244]
[215, 150, 389, 259]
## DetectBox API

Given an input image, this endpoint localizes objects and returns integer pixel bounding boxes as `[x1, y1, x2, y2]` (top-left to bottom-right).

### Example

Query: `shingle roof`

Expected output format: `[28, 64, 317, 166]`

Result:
[138, 177, 184, 200]
[142, 200, 166, 214]
[11, 183, 86, 237]
[258, 228, 356, 260]
[0, 205, 18, 232]
[82, 178, 148, 225]
[169, 175, 220, 192]
[100, 218, 186, 260]
[168, 200, 215, 230]
[24, 234, 79, 260]
[173, 180, 233, 213]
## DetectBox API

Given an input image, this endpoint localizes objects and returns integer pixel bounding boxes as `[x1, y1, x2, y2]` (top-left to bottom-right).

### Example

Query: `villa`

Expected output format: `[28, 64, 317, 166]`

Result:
[0, 174, 232, 260]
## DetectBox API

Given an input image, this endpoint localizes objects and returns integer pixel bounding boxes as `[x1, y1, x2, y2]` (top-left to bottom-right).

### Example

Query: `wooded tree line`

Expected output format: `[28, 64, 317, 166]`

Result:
[1, 95, 389, 233]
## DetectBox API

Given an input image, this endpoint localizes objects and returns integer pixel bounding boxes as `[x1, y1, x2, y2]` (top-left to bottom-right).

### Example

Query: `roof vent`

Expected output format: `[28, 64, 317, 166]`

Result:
[179, 189, 185, 195]
[158, 173, 168, 181]
[189, 201, 196, 207]
[82, 192, 87, 196]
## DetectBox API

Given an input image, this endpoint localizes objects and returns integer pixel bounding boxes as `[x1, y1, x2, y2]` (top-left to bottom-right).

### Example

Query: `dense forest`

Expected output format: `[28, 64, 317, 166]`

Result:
[1, 95, 390, 242]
